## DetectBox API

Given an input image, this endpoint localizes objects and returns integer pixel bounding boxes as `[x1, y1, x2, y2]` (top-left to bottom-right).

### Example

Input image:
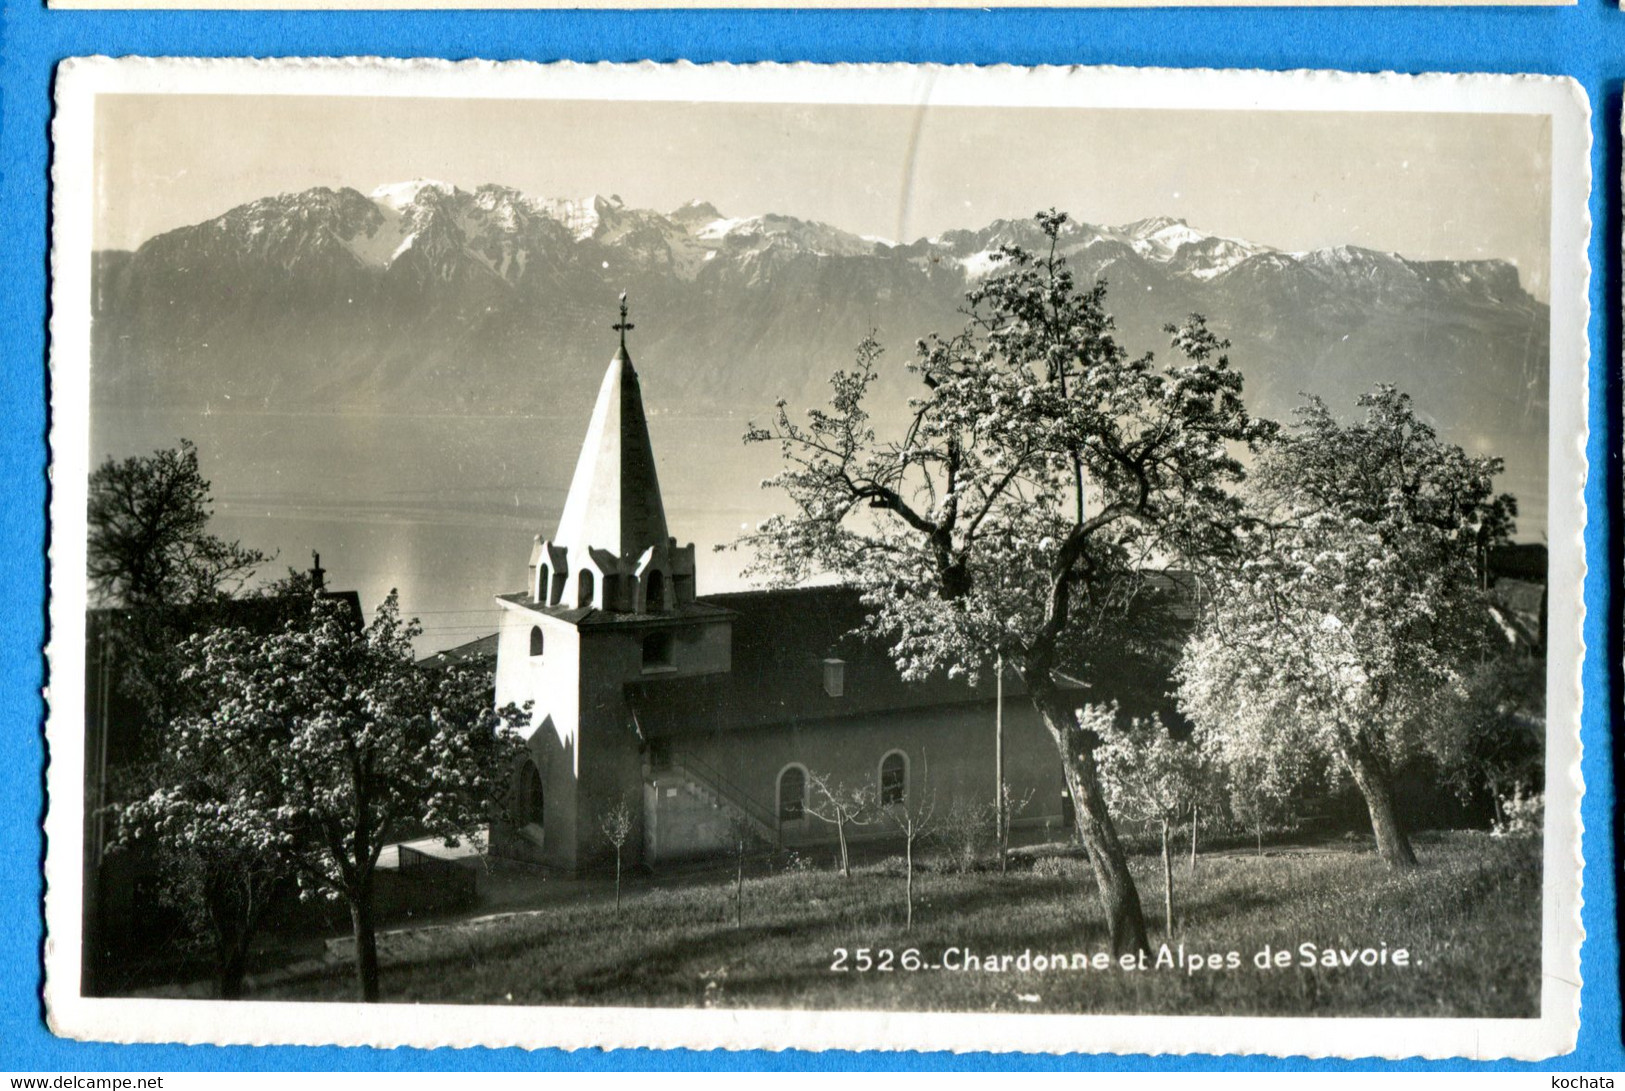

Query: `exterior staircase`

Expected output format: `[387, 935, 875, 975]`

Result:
[667, 751, 781, 847]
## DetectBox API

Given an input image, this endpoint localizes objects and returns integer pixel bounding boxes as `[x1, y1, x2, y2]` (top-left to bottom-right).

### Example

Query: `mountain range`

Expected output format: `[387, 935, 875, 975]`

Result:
[91, 179, 1549, 473]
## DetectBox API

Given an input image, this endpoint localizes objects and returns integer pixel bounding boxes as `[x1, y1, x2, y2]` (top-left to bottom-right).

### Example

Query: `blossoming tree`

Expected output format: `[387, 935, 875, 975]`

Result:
[1178, 387, 1515, 867]
[125, 592, 529, 1001]
[736, 210, 1273, 956]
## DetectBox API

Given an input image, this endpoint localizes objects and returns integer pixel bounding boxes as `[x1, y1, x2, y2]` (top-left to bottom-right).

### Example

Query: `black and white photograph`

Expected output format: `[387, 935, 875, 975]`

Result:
[45, 59, 1587, 1058]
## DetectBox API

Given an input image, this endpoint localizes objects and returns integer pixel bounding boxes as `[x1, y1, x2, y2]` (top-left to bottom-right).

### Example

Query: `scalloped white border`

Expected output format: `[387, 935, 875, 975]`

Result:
[41, 0, 1576, 13]
[43, 57, 1591, 1060]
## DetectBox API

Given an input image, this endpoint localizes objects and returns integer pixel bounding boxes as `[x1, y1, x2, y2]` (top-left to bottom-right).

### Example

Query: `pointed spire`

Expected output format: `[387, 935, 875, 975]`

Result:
[552, 298, 669, 564]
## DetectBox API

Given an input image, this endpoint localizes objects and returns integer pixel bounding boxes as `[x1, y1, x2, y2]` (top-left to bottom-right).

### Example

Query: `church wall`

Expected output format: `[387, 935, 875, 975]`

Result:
[491, 600, 738, 873]
[493, 604, 585, 871]
[647, 697, 1071, 863]
[572, 621, 729, 870]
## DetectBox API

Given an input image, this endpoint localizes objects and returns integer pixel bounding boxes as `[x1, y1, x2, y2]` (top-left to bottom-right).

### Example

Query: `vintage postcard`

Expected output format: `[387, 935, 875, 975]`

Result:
[46, 59, 1589, 1058]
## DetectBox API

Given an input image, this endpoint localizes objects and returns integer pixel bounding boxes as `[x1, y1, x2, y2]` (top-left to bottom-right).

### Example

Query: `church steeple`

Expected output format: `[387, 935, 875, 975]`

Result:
[553, 294, 670, 562]
[529, 295, 696, 614]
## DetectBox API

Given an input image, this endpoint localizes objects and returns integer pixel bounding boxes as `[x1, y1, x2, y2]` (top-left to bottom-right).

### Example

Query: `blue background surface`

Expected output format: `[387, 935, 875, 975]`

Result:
[1, 1, 1618, 1072]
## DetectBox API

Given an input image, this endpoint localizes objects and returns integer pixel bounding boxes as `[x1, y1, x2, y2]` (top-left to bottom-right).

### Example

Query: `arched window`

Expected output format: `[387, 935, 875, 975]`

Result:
[777, 765, 806, 824]
[577, 569, 596, 608]
[517, 761, 545, 827]
[537, 563, 552, 604]
[879, 751, 907, 806]
[529, 626, 545, 657]
[644, 570, 666, 612]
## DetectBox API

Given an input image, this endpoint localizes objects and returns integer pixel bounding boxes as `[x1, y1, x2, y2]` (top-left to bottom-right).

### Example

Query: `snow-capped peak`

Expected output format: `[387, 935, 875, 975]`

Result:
[370, 178, 459, 212]
[1117, 217, 1215, 261]
[1121, 214, 1189, 236]
[695, 212, 878, 258]
[525, 195, 620, 242]
[143, 182, 1527, 306]
[669, 199, 723, 225]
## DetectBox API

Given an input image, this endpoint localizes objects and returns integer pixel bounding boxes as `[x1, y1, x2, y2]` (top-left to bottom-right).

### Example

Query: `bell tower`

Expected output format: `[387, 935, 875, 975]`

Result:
[492, 295, 731, 872]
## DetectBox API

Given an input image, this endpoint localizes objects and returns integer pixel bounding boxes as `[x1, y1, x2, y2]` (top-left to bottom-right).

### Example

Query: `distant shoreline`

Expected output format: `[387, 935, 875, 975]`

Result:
[90, 402, 754, 424]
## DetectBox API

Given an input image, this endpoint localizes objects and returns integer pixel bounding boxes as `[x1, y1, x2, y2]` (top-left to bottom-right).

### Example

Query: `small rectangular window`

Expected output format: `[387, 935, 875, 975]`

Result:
[821, 658, 845, 697]
[643, 630, 675, 669]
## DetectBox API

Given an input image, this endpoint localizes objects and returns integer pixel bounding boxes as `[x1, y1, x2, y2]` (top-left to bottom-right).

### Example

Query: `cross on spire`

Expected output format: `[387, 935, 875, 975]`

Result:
[613, 291, 635, 351]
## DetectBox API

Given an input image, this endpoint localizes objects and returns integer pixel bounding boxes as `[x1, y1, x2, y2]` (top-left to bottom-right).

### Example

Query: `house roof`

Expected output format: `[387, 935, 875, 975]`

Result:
[417, 631, 499, 669]
[87, 588, 363, 639]
[1488, 577, 1545, 652]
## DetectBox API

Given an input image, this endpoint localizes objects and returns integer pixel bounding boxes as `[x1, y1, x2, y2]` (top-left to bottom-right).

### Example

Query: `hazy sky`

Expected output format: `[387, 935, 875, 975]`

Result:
[95, 94, 1553, 300]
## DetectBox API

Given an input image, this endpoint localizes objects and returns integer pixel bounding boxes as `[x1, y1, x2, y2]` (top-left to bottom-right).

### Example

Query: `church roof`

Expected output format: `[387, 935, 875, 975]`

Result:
[627, 586, 1030, 737]
[552, 342, 670, 563]
[626, 579, 1198, 738]
[496, 590, 734, 628]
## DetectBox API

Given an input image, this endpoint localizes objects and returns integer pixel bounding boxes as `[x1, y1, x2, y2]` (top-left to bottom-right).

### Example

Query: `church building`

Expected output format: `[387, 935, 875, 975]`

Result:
[490, 301, 1077, 872]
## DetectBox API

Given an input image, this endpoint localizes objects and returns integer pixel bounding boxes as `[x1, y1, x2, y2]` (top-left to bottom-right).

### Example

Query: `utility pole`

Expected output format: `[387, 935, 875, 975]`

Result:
[995, 651, 1005, 870]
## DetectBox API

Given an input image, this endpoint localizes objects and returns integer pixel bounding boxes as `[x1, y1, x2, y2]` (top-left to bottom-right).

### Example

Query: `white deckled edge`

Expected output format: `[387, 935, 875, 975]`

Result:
[41, 58, 1594, 1060]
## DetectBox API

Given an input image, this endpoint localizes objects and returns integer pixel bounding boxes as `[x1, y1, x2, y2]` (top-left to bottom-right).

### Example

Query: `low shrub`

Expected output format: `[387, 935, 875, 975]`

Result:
[1493, 786, 1543, 837]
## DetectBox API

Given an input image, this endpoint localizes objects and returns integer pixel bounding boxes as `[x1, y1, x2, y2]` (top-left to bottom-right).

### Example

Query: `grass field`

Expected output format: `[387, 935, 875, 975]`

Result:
[264, 830, 1541, 1017]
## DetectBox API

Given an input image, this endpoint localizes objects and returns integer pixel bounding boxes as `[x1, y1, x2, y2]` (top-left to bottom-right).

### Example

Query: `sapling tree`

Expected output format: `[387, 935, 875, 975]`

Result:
[882, 758, 937, 932]
[997, 780, 1036, 876]
[600, 801, 635, 916]
[736, 210, 1272, 955]
[1096, 707, 1211, 937]
[724, 811, 768, 928]
[933, 798, 995, 874]
[137, 591, 530, 1001]
[1181, 727, 1226, 874]
[1208, 707, 1326, 857]
[1178, 387, 1515, 867]
[805, 772, 879, 879]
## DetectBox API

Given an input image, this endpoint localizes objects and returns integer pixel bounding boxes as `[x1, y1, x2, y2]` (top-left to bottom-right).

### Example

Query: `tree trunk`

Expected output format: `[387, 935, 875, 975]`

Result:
[349, 887, 381, 1003]
[996, 659, 1007, 877]
[735, 842, 744, 928]
[1160, 819, 1174, 937]
[216, 936, 248, 1000]
[905, 830, 914, 931]
[1027, 675, 1150, 957]
[836, 816, 850, 878]
[1340, 735, 1418, 867]
[1188, 803, 1198, 874]
[206, 881, 251, 1000]
[615, 848, 623, 915]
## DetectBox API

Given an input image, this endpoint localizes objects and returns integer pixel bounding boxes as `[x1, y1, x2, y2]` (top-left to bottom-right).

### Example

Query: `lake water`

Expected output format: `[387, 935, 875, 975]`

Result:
[91, 406, 791, 653]
[90, 398, 1551, 656]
